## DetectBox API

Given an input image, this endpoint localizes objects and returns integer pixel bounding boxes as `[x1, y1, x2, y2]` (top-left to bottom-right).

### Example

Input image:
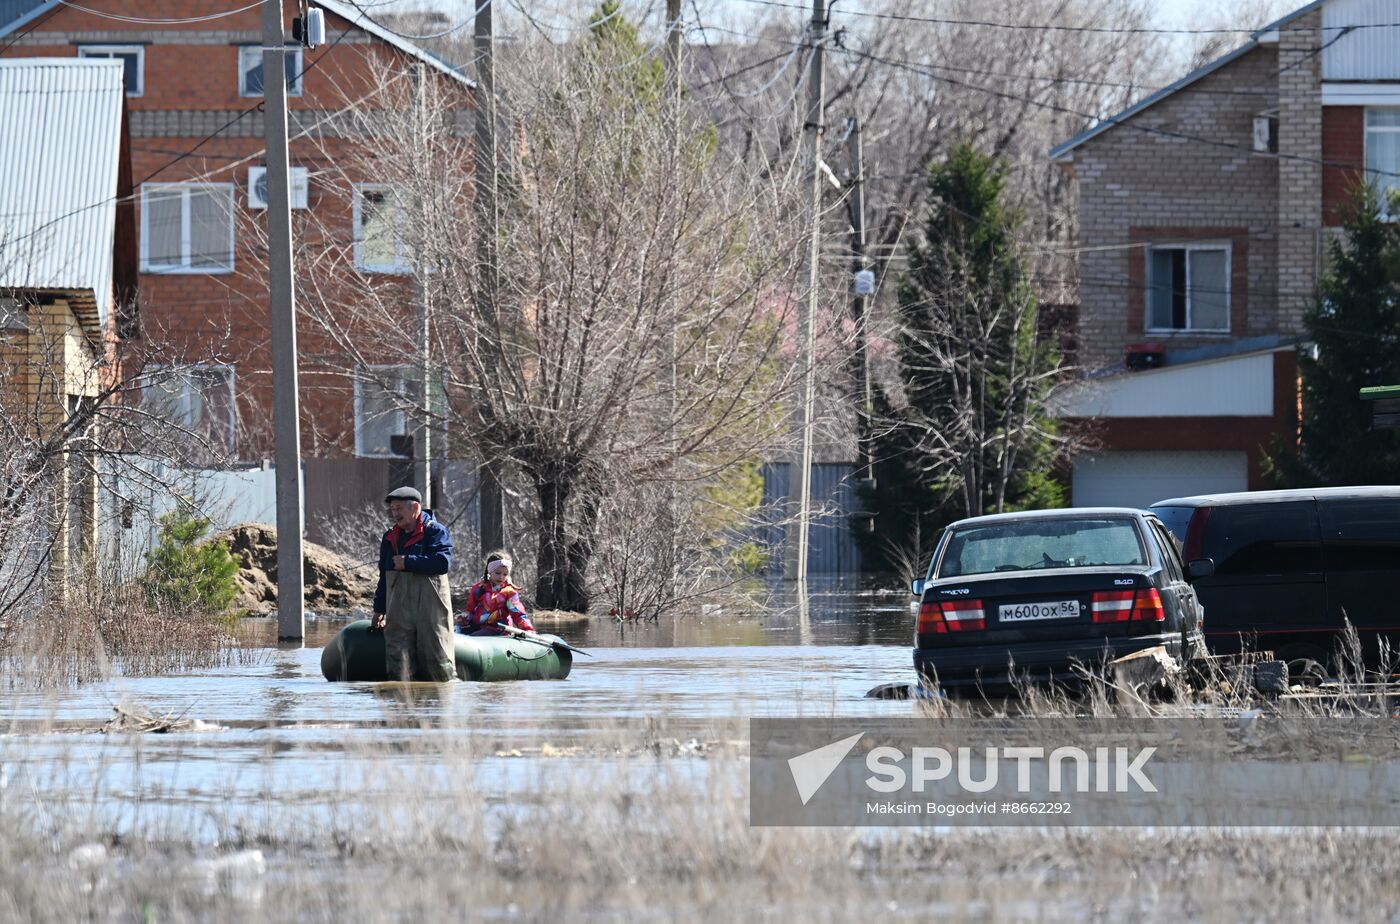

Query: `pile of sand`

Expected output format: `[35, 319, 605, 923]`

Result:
[214, 523, 376, 615]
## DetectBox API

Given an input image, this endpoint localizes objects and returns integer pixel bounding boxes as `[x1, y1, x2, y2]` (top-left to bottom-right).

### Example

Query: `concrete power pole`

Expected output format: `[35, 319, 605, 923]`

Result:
[411, 63, 431, 508]
[846, 116, 875, 532]
[261, 0, 305, 640]
[475, 0, 505, 556]
[794, 0, 827, 587]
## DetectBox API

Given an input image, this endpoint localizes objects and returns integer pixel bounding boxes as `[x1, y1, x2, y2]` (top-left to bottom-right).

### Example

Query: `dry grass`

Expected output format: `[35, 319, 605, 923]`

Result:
[0, 575, 246, 688]
[1, 719, 1400, 923]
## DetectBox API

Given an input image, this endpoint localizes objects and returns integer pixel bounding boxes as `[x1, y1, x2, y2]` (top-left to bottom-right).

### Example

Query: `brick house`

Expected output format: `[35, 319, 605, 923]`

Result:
[0, 0, 474, 525]
[0, 57, 137, 582]
[1049, 0, 1399, 506]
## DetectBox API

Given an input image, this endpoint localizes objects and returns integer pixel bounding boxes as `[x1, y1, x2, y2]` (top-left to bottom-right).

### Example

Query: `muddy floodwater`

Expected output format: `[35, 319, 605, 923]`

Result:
[1, 584, 920, 840]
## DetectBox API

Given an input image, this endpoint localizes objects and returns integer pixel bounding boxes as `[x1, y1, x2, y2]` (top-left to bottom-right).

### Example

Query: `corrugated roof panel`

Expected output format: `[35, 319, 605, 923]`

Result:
[0, 57, 124, 329]
[0, 0, 49, 33]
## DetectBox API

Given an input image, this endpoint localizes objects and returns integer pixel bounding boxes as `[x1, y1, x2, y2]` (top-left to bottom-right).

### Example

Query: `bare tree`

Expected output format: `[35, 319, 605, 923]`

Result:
[296, 29, 809, 611]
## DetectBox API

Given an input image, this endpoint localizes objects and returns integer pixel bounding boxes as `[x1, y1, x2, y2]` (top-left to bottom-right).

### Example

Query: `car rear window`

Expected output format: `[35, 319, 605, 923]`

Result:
[1152, 505, 1195, 542]
[1200, 502, 1321, 577]
[937, 517, 1147, 578]
[1321, 499, 1400, 571]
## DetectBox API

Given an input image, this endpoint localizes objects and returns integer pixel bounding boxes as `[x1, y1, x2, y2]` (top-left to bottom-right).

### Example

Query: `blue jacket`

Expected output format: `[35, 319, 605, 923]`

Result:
[373, 510, 452, 614]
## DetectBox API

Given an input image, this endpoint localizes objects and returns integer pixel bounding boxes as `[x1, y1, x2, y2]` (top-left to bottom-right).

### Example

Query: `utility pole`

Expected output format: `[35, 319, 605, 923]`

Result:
[411, 63, 431, 508]
[846, 116, 875, 532]
[662, 0, 683, 589]
[794, 0, 826, 588]
[261, 0, 305, 640]
[475, 0, 505, 555]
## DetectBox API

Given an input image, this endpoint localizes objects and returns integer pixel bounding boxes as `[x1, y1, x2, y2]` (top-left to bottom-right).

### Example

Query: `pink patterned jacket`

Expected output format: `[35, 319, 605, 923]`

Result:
[458, 580, 534, 634]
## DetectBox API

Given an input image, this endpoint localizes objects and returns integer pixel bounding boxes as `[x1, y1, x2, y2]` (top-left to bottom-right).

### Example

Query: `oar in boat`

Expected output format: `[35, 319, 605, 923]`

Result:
[496, 623, 593, 657]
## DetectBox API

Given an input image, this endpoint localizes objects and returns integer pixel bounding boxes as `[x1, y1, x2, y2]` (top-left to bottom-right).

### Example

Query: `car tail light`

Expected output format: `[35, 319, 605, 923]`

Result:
[1092, 589, 1165, 623]
[917, 601, 946, 635]
[1132, 587, 1165, 622]
[1182, 507, 1211, 562]
[939, 599, 985, 632]
[1091, 590, 1134, 623]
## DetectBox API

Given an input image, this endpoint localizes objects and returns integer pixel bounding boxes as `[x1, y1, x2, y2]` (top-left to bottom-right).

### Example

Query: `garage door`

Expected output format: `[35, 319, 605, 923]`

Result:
[1071, 451, 1249, 509]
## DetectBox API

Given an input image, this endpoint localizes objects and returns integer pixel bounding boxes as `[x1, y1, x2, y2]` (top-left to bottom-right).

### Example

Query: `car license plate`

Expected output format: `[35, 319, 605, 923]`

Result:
[998, 600, 1080, 622]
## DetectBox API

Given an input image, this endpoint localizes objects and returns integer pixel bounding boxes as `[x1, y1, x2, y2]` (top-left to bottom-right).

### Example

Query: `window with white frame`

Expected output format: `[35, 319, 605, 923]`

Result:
[1366, 108, 1400, 219]
[1146, 244, 1230, 332]
[355, 366, 410, 458]
[354, 365, 447, 458]
[238, 44, 303, 97]
[353, 185, 410, 273]
[77, 45, 144, 96]
[142, 365, 237, 453]
[141, 183, 235, 273]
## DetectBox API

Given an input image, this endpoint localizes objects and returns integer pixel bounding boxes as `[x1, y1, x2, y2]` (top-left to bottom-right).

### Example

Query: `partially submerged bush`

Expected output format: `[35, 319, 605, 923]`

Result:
[140, 506, 239, 616]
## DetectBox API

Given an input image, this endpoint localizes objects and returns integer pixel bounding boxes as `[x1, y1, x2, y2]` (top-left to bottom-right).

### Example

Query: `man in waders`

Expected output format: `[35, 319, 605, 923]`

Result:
[370, 487, 456, 681]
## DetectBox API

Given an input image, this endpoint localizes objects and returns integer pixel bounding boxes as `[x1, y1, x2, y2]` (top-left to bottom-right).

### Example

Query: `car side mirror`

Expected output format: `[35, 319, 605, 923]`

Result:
[1186, 558, 1215, 581]
[911, 579, 926, 597]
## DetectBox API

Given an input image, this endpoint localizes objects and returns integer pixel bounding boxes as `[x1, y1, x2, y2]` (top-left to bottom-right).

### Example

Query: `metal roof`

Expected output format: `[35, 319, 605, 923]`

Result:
[0, 0, 49, 34]
[1151, 485, 1400, 507]
[0, 58, 125, 330]
[1049, 0, 1328, 161]
[317, 0, 474, 89]
[0, 1, 474, 89]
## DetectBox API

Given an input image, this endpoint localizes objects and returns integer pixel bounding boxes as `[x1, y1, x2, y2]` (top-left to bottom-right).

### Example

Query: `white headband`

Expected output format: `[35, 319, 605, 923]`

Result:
[489, 558, 513, 570]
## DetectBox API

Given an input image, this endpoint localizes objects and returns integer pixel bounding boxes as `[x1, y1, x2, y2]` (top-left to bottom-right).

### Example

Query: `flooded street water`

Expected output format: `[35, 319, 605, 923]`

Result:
[1, 585, 921, 841]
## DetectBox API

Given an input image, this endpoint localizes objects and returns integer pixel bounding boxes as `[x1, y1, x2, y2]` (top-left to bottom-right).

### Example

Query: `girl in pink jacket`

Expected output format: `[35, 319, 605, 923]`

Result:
[456, 552, 535, 635]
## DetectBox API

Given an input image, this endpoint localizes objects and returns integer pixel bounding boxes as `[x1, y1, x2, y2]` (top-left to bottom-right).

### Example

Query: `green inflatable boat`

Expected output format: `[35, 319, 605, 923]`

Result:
[321, 620, 573, 682]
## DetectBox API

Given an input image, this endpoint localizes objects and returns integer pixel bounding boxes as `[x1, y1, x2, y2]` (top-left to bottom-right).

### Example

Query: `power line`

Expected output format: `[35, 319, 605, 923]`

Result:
[55, 0, 269, 25]
[0, 13, 400, 258]
[730, 0, 1400, 36]
[841, 45, 1400, 180]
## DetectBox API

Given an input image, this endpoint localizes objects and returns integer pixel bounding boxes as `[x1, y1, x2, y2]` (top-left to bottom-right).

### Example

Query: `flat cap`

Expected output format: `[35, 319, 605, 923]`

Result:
[384, 486, 422, 504]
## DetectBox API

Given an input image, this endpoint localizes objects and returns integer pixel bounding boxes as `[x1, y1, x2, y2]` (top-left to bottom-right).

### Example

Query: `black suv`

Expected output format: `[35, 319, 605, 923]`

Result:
[1151, 487, 1400, 669]
[913, 508, 1208, 689]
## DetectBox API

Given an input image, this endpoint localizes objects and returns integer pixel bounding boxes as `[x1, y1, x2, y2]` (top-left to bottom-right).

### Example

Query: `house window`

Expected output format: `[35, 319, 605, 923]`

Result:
[238, 45, 303, 97]
[355, 365, 410, 458]
[78, 45, 144, 96]
[354, 365, 447, 458]
[1146, 245, 1229, 332]
[142, 365, 237, 453]
[353, 185, 409, 273]
[1366, 108, 1400, 218]
[140, 183, 235, 273]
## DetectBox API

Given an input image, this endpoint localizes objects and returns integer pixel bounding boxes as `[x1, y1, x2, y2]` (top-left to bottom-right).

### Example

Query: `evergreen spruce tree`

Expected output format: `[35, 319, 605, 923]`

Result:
[1272, 183, 1400, 485]
[858, 145, 1066, 572]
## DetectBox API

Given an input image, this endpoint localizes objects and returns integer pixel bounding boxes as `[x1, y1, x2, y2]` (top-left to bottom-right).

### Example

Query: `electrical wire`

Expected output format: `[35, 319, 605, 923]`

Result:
[0, 7, 399, 256]
[730, 0, 1400, 36]
[702, 26, 807, 98]
[55, 0, 269, 26]
[839, 45, 1400, 179]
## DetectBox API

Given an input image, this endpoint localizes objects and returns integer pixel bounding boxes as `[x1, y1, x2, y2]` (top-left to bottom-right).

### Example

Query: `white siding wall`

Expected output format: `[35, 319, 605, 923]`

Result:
[1053, 352, 1275, 419]
[1323, 0, 1400, 80]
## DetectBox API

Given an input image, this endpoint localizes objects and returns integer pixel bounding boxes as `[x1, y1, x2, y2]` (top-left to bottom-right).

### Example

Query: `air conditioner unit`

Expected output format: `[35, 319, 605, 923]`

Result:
[1125, 342, 1166, 371]
[248, 166, 309, 209]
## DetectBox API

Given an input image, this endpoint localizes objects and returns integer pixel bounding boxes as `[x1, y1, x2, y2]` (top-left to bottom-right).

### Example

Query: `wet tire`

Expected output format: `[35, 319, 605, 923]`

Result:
[1286, 657, 1326, 686]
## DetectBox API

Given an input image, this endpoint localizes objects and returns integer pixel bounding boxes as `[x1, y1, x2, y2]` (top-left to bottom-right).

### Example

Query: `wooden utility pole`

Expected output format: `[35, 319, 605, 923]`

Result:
[411, 63, 432, 508]
[261, 0, 305, 640]
[475, 0, 505, 555]
[846, 115, 875, 531]
[794, 0, 826, 587]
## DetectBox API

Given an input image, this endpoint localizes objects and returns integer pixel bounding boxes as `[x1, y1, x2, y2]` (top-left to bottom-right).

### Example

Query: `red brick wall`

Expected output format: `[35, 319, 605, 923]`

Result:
[1125, 227, 1250, 339]
[7, 2, 473, 460]
[1322, 106, 1365, 227]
